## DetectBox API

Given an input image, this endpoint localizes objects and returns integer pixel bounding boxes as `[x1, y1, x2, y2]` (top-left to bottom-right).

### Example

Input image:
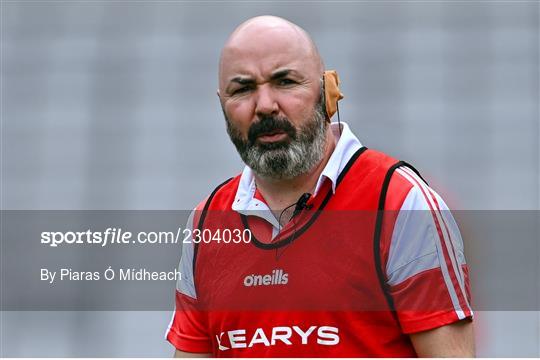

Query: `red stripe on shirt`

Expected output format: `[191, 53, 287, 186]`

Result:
[425, 185, 472, 316]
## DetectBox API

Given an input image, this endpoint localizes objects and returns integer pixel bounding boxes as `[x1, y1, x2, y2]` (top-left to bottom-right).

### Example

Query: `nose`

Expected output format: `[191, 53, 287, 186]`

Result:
[254, 84, 279, 117]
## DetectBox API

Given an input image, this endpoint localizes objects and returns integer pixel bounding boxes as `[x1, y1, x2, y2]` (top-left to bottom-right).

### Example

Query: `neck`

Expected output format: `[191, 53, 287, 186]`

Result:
[254, 128, 336, 212]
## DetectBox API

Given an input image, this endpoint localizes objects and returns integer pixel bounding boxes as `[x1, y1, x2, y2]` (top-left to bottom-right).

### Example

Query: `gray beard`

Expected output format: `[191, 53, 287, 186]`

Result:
[225, 105, 328, 180]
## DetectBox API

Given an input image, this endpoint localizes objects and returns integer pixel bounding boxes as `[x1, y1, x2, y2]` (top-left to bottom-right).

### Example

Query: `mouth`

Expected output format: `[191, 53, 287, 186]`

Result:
[256, 130, 288, 143]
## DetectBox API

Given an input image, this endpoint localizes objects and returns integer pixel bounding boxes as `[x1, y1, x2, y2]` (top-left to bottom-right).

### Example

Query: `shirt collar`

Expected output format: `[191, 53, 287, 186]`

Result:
[232, 122, 362, 213]
[313, 122, 363, 196]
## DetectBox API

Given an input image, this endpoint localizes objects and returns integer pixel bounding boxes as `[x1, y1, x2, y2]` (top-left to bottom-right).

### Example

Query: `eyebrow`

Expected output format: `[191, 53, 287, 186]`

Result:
[230, 76, 255, 86]
[270, 69, 293, 80]
[226, 69, 298, 92]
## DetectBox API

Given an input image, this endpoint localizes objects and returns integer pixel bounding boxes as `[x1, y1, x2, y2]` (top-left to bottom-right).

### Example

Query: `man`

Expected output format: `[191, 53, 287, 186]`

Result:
[166, 16, 474, 357]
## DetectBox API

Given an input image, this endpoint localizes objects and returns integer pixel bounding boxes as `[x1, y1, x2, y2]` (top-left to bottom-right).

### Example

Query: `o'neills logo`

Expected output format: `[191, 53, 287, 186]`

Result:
[243, 269, 288, 287]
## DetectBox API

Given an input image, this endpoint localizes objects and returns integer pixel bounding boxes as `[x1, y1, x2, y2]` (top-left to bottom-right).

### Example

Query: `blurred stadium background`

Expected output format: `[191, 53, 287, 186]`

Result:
[2, 1, 539, 357]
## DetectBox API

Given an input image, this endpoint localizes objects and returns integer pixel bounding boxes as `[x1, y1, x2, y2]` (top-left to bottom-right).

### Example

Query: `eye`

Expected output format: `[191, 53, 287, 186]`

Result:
[232, 87, 247, 94]
[232, 86, 253, 95]
[277, 78, 296, 86]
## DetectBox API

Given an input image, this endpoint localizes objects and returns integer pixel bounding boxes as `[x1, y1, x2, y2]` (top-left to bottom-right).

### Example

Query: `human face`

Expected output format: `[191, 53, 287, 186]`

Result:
[224, 93, 327, 180]
[219, 26, 325, 179]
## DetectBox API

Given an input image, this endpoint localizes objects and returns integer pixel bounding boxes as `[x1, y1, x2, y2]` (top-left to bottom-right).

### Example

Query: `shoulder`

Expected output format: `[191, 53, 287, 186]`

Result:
[351, 149, 432, 211]
[347, 148, 452, 213]
[388, 165, 452, 213]
[183, 175, 241, 233]
[195, 175, 242, 211]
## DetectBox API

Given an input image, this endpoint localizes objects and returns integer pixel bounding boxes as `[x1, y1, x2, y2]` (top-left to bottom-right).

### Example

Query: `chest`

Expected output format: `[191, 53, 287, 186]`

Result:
[195, 211, 385, 312]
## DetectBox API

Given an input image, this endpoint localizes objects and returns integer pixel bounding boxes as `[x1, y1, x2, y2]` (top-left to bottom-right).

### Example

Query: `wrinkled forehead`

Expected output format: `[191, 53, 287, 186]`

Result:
[219, 26, 320, 88]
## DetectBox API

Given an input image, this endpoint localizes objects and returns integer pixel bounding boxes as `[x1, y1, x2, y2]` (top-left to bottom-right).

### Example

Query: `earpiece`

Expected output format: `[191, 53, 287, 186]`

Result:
[323, 70, 344, 120]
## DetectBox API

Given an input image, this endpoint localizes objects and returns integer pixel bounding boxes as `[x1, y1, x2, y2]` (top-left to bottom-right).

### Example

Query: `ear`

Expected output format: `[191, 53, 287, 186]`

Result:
[323, 70, 344, 119]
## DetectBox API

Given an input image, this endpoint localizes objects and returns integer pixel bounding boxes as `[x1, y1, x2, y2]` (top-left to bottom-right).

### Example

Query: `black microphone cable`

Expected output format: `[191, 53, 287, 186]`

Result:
[275, 193, 312, 260]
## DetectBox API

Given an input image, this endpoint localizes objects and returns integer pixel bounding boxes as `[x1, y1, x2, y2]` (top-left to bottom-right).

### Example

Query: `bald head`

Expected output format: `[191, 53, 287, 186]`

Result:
[219, 16, 324, 92]
[217, 16, 332, 180]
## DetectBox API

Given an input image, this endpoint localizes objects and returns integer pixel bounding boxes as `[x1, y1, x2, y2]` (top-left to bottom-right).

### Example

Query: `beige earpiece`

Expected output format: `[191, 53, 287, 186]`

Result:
[323, 70, 344, 120]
